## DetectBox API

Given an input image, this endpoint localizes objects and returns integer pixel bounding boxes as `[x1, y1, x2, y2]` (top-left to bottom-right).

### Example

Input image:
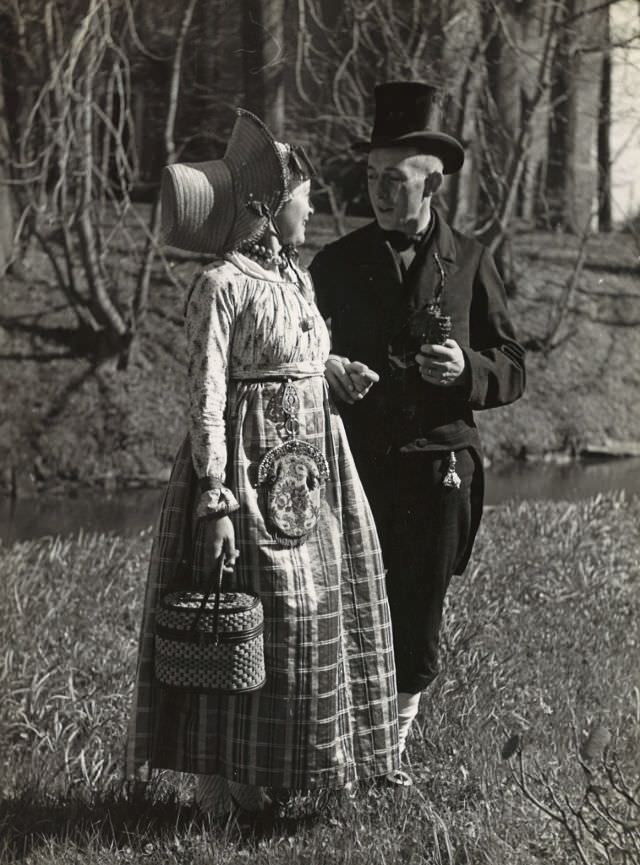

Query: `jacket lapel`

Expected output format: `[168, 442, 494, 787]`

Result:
[352, 223, 408, 342]
[362, 222, 404, 304]
[359, 213, 460, 339]
[405, 209, 459, 313]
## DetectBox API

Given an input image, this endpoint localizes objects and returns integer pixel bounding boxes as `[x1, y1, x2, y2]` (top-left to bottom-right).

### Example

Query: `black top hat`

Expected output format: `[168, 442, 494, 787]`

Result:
[352, 81, 464, 175]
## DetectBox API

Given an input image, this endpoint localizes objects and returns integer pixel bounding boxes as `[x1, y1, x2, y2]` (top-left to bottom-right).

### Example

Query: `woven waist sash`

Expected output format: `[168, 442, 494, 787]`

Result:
[230, 361, 325, 382]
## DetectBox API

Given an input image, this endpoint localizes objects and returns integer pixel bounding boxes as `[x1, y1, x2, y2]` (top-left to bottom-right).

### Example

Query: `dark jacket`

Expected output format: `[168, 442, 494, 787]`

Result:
[309, 210, 525, 457]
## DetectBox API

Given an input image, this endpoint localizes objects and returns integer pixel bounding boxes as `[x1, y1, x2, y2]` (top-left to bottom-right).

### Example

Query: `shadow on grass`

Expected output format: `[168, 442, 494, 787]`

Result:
[0, 791, 186, 860]
[0, 316, 133, 364]
[0, 787, 327, 861]
[0, 317, 92, 358]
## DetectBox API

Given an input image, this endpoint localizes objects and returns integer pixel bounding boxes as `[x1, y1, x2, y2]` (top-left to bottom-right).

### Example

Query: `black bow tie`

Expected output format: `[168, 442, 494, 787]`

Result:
[383, 230, 427, 252]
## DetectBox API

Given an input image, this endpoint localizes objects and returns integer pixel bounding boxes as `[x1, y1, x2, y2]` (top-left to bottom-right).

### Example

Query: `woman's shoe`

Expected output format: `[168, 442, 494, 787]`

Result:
[383, 768, 413, 788]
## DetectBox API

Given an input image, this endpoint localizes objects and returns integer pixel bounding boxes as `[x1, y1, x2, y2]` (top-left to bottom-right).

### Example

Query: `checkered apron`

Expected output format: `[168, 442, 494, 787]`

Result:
[126, 373, 399, 789]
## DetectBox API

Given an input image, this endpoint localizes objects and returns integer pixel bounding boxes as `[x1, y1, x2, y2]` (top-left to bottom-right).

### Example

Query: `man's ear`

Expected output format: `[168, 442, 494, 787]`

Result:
[423, 171, 443, 198]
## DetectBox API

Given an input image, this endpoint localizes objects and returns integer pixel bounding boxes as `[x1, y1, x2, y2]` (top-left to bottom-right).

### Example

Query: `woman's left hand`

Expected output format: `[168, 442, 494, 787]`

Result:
[344, 361, 379, 399]
[325, 356, 379, 403]
[325, 355, 355, 403]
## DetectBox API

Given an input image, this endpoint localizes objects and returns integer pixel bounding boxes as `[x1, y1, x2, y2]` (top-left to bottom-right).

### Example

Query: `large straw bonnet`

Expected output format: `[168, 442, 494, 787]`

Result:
[161, 109, 288, 254]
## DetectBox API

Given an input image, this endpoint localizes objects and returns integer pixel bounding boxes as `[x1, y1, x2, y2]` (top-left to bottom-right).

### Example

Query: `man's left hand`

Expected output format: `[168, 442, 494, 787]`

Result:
[416, 339, 468, 387]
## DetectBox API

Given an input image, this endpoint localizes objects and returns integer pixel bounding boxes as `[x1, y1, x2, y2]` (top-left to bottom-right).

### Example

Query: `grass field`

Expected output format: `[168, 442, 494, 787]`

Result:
[1, 493, 639, 864]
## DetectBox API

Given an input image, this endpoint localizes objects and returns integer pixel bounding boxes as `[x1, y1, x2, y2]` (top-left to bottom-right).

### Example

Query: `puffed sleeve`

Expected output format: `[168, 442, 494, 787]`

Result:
[464, 247, 526, 410]
[185, 266, 240, 519]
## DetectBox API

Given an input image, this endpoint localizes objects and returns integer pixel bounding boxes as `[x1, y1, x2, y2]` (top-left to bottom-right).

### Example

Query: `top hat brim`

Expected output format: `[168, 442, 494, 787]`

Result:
[351, 131, 464, 175]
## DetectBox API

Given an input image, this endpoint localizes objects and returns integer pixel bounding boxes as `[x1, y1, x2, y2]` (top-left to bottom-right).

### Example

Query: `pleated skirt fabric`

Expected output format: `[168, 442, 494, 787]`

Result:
[126, 377, 399, 789]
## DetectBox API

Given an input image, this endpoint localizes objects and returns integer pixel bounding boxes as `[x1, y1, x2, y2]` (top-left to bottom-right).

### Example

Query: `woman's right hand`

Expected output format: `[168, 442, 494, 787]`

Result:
[199, 515, 239, 575]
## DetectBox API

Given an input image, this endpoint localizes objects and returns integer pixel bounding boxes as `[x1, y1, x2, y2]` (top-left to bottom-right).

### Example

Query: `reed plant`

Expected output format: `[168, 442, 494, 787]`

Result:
[1, 493, 638, 864]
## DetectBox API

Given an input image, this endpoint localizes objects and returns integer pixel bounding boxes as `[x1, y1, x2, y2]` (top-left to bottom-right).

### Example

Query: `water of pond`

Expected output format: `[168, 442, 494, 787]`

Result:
[1, 457, 640, 544]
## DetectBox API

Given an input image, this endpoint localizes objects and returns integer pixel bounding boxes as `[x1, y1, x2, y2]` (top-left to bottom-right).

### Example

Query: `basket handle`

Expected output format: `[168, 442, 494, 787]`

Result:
[191, 554, 226, 643]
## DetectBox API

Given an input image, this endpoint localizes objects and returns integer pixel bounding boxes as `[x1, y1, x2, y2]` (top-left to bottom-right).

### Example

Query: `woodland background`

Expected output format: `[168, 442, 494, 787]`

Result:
[1, 0, 640, 495]
[0, 0, 638, 362]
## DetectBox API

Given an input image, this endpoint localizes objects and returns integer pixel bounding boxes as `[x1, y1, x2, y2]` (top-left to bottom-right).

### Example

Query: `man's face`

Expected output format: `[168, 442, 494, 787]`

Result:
[367, 147, 434, 234]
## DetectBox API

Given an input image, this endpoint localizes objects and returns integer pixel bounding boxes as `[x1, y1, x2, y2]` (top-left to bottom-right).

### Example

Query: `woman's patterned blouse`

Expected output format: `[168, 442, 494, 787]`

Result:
[184, 252, 330, 518]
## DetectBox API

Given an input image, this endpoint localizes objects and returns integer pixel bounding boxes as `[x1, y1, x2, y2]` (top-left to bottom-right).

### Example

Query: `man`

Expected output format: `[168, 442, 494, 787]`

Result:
[310, 81, 525, 763]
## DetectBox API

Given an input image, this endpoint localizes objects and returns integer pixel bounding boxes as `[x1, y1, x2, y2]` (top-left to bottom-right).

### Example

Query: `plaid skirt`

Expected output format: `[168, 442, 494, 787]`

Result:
[126, 377, 399, 789]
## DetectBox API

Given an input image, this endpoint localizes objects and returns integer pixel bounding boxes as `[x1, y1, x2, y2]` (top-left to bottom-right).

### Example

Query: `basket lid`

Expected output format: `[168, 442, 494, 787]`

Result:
[163, 590, 261, 614]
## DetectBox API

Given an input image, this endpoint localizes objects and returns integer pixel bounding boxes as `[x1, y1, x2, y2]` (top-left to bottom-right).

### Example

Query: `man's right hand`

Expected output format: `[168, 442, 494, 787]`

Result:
[325, 356, 379, 404]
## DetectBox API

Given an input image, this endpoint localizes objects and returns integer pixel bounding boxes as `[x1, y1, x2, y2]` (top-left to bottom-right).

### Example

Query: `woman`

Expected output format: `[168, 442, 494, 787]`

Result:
[126, 110, 400, 816]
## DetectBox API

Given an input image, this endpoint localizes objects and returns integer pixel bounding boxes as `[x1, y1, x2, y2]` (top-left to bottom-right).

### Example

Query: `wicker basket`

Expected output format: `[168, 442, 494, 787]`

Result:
[154, 559, 266, 694]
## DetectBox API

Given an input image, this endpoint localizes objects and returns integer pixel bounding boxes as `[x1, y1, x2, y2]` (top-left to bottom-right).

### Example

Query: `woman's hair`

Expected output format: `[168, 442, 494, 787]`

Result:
[288, 145, 314, 189]
[276, 143, 315, 202]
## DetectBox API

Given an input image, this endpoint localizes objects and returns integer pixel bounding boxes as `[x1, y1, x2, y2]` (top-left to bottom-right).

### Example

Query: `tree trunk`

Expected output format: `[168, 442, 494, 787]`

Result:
[242, 0, 285, 136]
[597, 7, 612, 232]
[545, 0, 607, 233]
[77, 17, 129, 344]
[133, 0, 199, 326]
[545, 1, 574, 229]
[474, 3, 523, 239]
[0, 53, 14, 275]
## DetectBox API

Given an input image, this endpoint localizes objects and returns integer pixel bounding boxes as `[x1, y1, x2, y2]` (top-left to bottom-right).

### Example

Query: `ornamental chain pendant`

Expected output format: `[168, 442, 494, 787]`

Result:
[281, 381, 300, 438]
[443, 450, 461, 489]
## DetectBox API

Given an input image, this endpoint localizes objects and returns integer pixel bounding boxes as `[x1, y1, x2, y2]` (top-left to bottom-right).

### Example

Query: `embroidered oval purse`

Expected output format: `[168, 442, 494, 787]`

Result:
[258, 439, 329, 546]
